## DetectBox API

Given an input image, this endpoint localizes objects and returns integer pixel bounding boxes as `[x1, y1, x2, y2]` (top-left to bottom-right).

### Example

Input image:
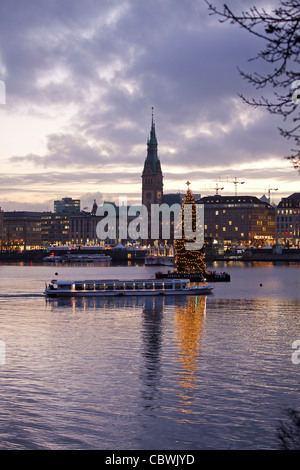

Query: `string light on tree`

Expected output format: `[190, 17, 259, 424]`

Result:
[174, 182, 206, 275]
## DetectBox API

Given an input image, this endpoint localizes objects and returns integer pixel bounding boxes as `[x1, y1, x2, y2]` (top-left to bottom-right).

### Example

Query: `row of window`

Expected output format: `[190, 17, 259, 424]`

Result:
[68, 282, 183, 291]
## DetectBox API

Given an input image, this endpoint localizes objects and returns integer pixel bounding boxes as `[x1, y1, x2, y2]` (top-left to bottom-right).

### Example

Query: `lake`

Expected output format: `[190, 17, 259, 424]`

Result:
[0, 261, 299, 450]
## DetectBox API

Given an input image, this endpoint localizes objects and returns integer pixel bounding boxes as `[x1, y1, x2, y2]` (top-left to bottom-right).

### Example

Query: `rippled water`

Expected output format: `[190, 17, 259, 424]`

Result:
[0, 261, 299, 450]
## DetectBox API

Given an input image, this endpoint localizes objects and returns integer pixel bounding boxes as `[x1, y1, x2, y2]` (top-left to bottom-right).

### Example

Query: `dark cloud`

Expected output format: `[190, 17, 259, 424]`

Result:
[11, 133, 113, 167]
[0, 0, 297, 211]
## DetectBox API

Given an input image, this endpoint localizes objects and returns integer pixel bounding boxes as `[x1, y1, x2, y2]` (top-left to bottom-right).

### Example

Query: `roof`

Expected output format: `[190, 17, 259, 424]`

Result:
[286, 193, 300, 200]
[197, 195, 270, 205]
[278, 193, 300, 208]
[4, 211, 47, 218]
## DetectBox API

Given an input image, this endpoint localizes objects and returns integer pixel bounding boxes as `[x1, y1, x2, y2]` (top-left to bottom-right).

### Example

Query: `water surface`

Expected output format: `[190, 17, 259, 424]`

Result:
[0, 261, 299, 449]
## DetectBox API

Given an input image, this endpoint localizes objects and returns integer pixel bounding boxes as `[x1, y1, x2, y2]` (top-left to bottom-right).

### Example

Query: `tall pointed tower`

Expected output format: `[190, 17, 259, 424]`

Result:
[142, 108, 163, 211]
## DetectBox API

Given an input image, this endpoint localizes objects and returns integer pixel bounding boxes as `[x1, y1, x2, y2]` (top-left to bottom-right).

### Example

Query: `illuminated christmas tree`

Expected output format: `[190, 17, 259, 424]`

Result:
[174, 182, 206, 274]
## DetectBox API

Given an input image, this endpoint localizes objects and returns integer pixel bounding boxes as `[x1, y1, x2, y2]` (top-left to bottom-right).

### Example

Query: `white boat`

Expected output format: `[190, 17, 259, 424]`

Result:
[145, 255, 174, 266]
[61, 254, 111, 263]
[45, 278, 214, 297]
[42, 255, 63, 262]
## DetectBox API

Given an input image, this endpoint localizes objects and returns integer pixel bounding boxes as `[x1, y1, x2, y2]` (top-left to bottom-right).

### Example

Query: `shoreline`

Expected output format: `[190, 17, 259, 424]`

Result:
[0, 252, 299, 264]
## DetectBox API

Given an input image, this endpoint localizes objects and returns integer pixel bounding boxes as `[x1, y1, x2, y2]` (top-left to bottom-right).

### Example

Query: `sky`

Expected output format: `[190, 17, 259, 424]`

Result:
[0, 0, 298, 212]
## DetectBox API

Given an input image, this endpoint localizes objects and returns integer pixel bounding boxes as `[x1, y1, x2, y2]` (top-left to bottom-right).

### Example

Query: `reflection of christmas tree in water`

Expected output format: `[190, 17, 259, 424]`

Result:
[174, 182, 206, 275]
[174, 295, 206, 391]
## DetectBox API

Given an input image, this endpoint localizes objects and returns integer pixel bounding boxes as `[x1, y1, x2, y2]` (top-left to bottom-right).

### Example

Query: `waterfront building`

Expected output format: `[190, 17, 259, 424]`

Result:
[3, 211, 43, 250]
[69, 212, 97, 246]
[42, 199, 138, 247]
[54, 197, 80, 214]
[276, 193, 300, 247]
[42, 197, 83, 246]
[197, 195, 276, 246]
[41, 213, 71, 246]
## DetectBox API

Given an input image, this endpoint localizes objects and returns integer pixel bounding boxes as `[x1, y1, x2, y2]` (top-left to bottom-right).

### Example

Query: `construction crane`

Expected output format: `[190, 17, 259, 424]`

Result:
[216, 177, 245, 196]
[213, 183, 224, 195]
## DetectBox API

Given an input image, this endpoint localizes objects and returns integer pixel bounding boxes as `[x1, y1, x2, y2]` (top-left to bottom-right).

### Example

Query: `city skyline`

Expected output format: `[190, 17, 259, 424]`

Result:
[0, 0, 298, 212]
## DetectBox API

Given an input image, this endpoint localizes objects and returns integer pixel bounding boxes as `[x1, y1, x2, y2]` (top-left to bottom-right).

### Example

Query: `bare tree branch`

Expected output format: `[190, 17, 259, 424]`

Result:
[205, 0, 300, 169]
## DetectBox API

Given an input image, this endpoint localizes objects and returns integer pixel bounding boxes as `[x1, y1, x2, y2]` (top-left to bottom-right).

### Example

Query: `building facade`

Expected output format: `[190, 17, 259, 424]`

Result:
[198, 195, 276, 246]
[42, 198, 83, 246]
[41, 213, 71, 246]
[42, 204, 137, 247]
[54, 197, 80, 214]
[276, 193, 300, 247]
[3, 212, 43, 250]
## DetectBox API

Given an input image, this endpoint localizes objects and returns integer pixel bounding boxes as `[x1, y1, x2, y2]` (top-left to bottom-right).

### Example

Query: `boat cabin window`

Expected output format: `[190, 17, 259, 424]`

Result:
[155, 283, 164, 289]
[85, 283, 95, 290]
[75, 284, 84, 291]
[95, 284, 105, 290]
[125, 283, 134, 290]
[175, 282, 181, 289]
[112, 283, 122, 290]
[145, 282, 154, 290]
[135, 283, 144, 290]
[164, 283, 173, 290]
[105, 283, 114, 290]
[59, 284, 72, 290]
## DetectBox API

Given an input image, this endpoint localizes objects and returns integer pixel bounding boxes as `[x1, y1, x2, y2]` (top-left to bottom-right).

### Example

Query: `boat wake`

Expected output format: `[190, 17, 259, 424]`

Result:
[0, 293, 44, 299]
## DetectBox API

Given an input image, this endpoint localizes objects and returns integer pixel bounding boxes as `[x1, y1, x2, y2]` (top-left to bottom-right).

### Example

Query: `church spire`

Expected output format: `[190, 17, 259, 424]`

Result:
[142, 107, 163, 209]
[146, 107, 159, 172]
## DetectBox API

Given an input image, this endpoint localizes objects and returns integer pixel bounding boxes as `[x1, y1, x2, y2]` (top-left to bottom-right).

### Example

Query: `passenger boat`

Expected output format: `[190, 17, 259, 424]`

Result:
[44, 278, 214, 297]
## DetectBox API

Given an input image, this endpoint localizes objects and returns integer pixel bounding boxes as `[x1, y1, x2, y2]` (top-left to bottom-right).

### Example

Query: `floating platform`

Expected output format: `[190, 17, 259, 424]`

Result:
[155, 271, 230, 282]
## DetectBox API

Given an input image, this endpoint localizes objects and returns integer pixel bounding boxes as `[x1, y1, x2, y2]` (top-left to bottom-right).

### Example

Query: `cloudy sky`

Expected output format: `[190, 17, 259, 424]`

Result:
[0, 0, 298, 212]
